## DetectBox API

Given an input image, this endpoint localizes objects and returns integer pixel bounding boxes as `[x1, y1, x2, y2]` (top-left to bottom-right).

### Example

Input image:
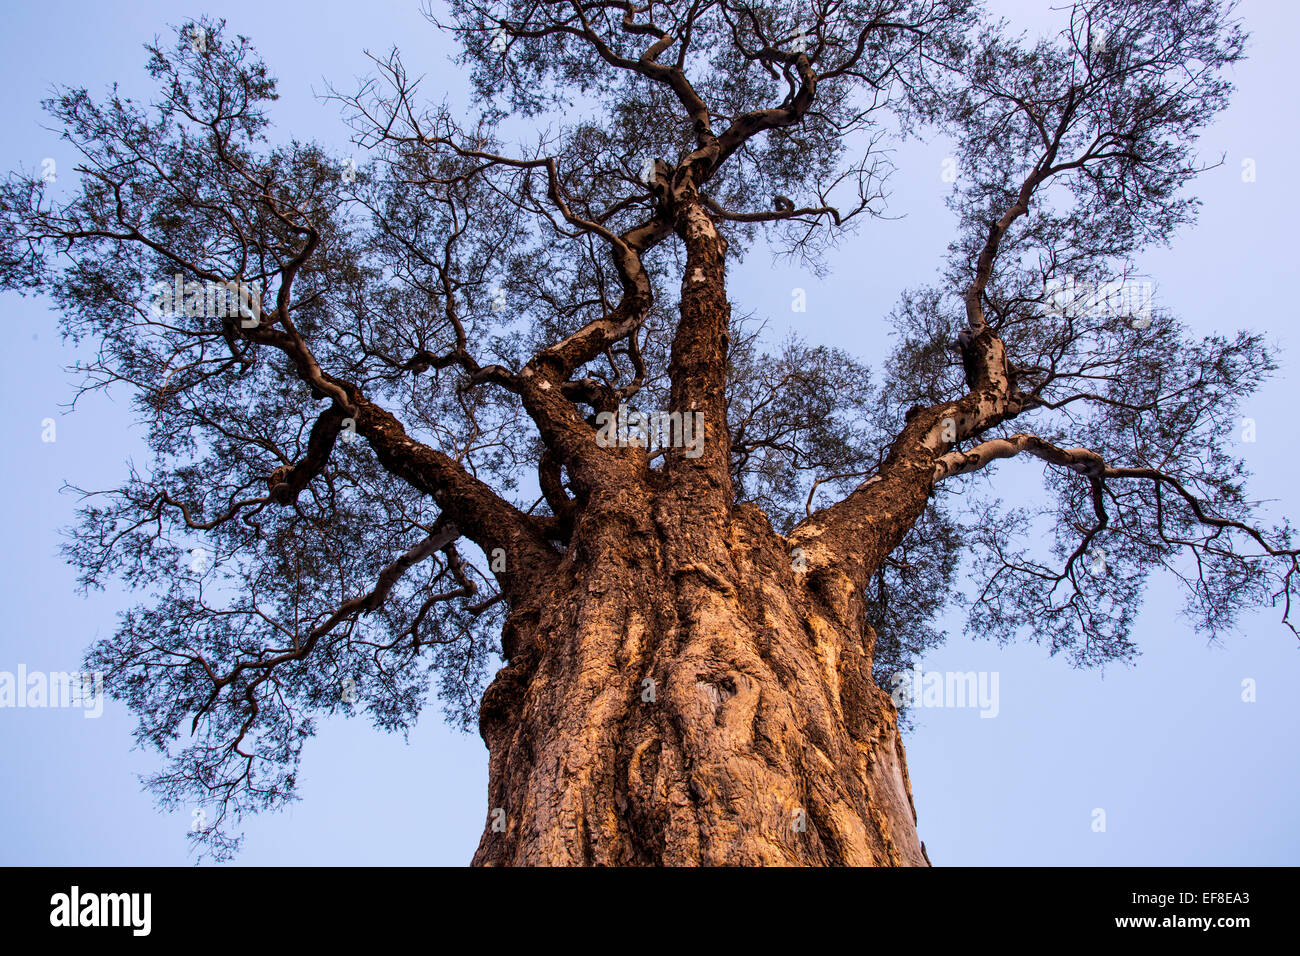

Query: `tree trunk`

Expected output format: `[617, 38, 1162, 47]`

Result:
[472, 495, 929, 866]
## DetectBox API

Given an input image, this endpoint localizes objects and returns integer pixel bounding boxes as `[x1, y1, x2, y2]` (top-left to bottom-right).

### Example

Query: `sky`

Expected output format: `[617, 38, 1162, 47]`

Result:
[0, 0, 1296, 866]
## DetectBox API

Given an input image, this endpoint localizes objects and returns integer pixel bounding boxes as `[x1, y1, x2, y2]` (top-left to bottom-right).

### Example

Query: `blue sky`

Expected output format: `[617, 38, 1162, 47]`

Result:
[1, 0, 1296, 866]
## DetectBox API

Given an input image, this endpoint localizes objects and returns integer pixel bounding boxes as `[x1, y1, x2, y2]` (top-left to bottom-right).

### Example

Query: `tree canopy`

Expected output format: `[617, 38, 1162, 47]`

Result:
[1, 0, 1291, 859]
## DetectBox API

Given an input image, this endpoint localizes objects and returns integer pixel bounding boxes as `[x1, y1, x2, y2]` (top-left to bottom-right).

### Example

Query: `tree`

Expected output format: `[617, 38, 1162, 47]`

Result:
[1, 0, 1291, 865]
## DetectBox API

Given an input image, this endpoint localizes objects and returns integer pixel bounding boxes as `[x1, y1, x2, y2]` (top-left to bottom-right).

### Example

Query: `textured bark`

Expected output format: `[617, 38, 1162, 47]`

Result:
[470, 190, 932, 867]
[473, 490, 928, 867]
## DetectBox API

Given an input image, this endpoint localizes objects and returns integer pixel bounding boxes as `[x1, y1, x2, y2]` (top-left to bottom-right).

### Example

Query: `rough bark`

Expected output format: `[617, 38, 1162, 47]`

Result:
[473, 196, 927, 867]
[474, 496, 928, 866]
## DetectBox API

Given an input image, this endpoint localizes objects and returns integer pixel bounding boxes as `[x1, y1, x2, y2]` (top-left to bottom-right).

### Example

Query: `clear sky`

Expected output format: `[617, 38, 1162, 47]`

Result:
[1, 0, 1296, 866]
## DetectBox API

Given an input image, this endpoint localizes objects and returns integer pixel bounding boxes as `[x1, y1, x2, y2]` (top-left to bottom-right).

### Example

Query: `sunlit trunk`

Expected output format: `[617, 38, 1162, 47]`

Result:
[473, 495, 928, 866]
